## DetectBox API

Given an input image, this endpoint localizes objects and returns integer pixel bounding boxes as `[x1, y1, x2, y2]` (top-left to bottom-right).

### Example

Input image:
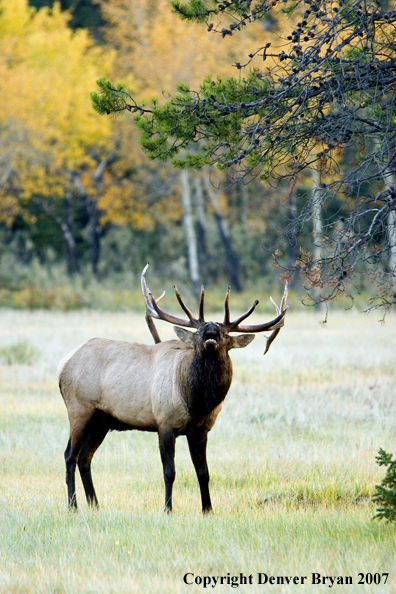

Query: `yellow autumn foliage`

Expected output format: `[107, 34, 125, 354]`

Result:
[100, 0, 287, 98]
[98, 0, 297, 229]
[0, 0, 114, 223]
[0, 0, 301, 233]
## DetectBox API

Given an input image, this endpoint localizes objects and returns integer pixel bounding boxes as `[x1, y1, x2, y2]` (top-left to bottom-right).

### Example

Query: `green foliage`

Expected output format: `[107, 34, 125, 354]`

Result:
[91, 77, 134, 116]
[133, 72, 273, 167]
[173, 153, 207, 169]
[372, 449, 396, 523]
[172, 0, 279, 23]
[171, 0, 213, 23]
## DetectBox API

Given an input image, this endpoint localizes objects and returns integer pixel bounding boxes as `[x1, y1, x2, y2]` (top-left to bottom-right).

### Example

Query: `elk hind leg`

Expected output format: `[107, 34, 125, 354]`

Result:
[78, 411, 109, 508]
[158, 428, 176, 513]
[65, 409, 94, 509]
[187, 431, 212, 514]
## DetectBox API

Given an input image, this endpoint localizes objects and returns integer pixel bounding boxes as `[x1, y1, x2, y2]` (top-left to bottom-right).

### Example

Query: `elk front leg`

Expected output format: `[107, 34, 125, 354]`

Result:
[187, 431, 212, 514]
[158, 428, 176, 513]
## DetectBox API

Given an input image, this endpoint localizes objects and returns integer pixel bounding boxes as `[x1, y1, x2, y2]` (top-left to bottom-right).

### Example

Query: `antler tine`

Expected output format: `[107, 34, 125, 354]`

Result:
[228, 300, 259, 331]
[262, 285, 288, 354]
[156, 291, 166, 303]
[234, 306, 288, 333]
[145, 312, 162, 344]
[174, 285, 196, 322]
[141, 264, 161, 319]
[280, 281, 289, 311]
[141, 265, 198, 328]
[223, 286, 231, 325]
[263, 328, 281, 355]
[269, 281, 288, 317]
[142, 265, 165, 343]
[199, 285, 205, 323]
[230, 282, 289, 335]
[270, 297, 280, 316]
[149, 293, 198, 328]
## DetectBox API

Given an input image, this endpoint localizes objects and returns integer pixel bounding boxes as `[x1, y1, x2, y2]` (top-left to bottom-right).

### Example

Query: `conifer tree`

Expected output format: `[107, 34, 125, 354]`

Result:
[92, 0, 396, 313]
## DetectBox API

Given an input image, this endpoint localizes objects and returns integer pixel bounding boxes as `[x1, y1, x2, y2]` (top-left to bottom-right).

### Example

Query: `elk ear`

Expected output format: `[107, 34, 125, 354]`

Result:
[229, 334, 255, 349]
[173, 326, 195, 345]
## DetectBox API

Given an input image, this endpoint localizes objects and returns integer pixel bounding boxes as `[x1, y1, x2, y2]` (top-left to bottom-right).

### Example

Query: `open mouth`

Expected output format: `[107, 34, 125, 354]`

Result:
[204, 335, 219, 349]
[202, 323, 220, 350]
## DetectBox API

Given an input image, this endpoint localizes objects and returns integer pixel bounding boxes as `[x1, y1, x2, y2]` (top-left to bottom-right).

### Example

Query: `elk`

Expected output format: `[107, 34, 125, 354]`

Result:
[58, 265, 288, 513]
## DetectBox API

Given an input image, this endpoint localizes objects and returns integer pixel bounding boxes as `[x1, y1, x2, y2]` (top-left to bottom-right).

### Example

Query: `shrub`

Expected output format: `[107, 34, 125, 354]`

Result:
[372, 449, 396, 523]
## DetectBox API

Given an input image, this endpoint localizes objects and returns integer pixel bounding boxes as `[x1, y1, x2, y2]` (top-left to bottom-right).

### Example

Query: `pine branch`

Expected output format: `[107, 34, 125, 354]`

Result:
[90, 77, 152, 116]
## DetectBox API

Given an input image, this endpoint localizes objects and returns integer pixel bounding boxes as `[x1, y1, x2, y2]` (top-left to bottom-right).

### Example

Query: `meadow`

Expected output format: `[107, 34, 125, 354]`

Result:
[0, 306, 395, 593]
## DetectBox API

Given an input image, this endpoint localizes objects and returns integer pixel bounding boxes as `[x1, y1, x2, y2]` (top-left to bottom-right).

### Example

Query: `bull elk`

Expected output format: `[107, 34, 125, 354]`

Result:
[58, 265, 288, 513]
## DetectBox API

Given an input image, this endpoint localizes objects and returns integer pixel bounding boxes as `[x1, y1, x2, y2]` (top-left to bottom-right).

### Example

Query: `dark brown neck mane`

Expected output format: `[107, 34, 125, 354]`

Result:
[186, 349, 233, 419]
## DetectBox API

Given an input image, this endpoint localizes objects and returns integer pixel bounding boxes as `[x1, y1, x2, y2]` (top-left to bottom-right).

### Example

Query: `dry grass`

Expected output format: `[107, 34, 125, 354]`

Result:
[0, 306, 395, 593]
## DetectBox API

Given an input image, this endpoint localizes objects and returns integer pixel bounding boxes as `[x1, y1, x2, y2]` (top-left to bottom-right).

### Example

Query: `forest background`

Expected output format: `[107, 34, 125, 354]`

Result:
[0, 0, 394, 313]
[1, 4, 396, 591]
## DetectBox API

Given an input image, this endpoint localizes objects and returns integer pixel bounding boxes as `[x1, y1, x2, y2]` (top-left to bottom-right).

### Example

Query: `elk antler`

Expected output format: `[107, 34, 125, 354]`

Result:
[141, 264, 203, 332]
[262, 284, 289, 355]
[141, 265, 288, 354]
[224, 282, 289, 355]
[141, 264, 166, 344]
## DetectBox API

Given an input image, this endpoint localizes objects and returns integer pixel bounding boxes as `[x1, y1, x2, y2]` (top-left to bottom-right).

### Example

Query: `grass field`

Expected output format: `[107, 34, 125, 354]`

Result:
[0, 306, 395, 593]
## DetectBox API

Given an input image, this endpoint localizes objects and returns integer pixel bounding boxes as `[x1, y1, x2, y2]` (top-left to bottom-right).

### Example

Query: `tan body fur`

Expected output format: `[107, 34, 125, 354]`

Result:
[58, 338, 221, 437]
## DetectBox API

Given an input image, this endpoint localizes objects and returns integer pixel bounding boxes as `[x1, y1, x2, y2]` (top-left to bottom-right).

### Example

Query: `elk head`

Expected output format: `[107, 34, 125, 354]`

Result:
[141, 264, 288, 355]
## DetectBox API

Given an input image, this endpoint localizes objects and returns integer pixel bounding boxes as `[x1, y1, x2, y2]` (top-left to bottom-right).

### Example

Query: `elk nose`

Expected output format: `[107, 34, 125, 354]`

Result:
[203, 324, 220, 350]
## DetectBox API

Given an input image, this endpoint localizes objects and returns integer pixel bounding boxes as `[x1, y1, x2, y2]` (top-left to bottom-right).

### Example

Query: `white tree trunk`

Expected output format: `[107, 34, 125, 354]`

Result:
[180, 170, 200, 299]
[388, 211, 396, 274]
[312, 168, 323, 307]
[384, 169, 396, 300]
[387, 186, 396, 298]
[312, 168, 322, 264]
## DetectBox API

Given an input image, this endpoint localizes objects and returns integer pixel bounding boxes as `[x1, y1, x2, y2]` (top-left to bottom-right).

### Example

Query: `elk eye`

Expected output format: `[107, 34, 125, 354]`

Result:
[225, 334, 229, 339]
[195, 331, 199, 336]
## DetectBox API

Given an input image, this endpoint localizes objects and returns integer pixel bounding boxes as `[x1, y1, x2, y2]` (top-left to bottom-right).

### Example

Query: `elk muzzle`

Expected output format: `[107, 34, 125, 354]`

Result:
[202, 323, 221, 351]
